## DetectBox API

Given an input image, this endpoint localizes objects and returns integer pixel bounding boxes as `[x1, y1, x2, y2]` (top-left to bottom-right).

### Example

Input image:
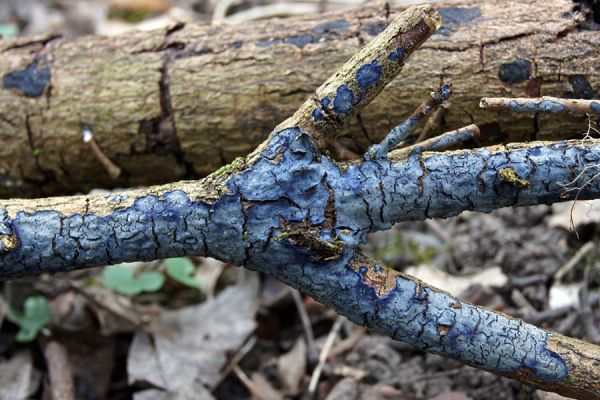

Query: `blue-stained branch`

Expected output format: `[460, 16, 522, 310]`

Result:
[480, 97, 600, 116]
[0, 5, 599, 399]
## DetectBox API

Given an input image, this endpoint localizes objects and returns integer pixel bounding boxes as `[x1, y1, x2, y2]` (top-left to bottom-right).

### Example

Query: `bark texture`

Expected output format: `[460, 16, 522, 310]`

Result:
[1, 6, 600, 397]
[0, 0, 598, 197]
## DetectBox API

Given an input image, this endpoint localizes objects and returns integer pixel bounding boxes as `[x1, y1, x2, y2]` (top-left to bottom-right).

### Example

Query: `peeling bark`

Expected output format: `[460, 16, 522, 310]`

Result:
[0, 0, 598, 197]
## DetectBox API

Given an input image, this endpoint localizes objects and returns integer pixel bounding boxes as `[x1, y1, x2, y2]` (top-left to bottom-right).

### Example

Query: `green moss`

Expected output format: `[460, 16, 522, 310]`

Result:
[499, 167, 529, 188]
[211, 157, 245, 177]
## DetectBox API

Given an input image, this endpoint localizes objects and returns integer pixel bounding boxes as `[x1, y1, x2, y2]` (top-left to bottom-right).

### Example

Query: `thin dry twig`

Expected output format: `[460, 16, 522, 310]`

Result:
[291, 289, 318, 363]
[211, 336, 257, 391]
[308, 316, 344, 395]
[555, 241, 595, 282]
[42, 340, 75, 400]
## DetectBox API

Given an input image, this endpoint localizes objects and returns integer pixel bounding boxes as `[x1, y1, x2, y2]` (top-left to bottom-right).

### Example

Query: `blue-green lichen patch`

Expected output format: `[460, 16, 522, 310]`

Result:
[591, 101, 600, 115]
[3, 56, 51, 98]
[356, 61, 382, 91]
[333, 85, 355, 114]
[499, 59, 531, 84]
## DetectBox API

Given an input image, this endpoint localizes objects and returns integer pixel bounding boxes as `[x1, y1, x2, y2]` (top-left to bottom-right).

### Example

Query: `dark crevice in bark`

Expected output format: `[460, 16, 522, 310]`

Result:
[153, 23, 200, 179]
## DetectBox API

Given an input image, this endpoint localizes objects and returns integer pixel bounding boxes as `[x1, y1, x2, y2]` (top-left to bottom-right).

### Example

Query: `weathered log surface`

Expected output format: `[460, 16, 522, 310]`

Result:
[0, 0, 598, 197]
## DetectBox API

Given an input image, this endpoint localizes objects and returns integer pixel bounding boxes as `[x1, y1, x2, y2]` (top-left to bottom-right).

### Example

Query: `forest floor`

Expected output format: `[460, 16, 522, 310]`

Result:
[0, 1, 599, 400]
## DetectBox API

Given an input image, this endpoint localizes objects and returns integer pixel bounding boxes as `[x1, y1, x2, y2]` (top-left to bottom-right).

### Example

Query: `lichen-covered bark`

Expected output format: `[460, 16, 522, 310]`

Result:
[2, 5, 600, 397]
[1, 127, 600, 398]
[0, 0, 598, 197]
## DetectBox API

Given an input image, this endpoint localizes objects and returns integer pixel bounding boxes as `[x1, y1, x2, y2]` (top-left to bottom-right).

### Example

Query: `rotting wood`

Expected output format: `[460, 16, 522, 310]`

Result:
[0, 0, 598, 198]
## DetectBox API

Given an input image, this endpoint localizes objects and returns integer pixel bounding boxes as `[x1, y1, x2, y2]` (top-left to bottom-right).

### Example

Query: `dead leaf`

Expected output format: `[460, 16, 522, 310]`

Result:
[128, 273, 259, 395]
[548, 283, 580, 309]
[548, 200, 600, 231]
[324, 377, 358, 400]
[133, 386, 216, 400]
[73, 282, 143, 335]
[277, 337, 306, 394]
[0, 350, 41, 399]
[404, 264, 508, 297]
[428, 391, 472, 400]
[249, 372, 283, 400]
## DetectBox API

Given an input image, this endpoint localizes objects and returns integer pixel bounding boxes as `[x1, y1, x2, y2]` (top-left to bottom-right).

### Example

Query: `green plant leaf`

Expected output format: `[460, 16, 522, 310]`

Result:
[164, 258, 203, 289]
[10, 296, 52, 343]
[102, 264, 165, 296]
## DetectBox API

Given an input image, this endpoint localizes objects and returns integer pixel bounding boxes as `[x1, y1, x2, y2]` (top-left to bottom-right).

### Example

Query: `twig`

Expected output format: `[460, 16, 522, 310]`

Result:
[291, 289, 318, 363]
[330, 325, 366, 357]
[308, 316, 344, 395]
[555, 242, 594, 281]
[366, 84, 453, 159]
[211, 336, 257, 391]
[82, 126, 122, 180]
[414, 105, 448, 144]
[232, 365, 272, 400]
[330, 140, 360, 160]
[480, 97, 600, 116]
[389, 123, 479, 159]
[42, 340, 75, 400]
[579, 265, 600, 343]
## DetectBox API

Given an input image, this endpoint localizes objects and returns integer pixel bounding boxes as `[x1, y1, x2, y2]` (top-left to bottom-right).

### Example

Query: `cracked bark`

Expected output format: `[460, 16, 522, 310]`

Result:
[1, 0, 599, 197]
[1, 4, 600, 398]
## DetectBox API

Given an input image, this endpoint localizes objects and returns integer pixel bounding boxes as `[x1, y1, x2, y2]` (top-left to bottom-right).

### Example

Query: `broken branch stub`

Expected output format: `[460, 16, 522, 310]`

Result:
[0, 5, 599, 399]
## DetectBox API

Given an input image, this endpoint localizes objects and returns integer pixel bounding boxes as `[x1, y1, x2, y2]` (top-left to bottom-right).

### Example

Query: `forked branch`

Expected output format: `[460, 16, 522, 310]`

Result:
[1, 5, 599, 398]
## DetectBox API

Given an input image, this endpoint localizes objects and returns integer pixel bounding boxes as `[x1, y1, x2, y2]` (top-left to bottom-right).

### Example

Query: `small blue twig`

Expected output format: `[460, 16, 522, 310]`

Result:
[366, 84, 452, 159]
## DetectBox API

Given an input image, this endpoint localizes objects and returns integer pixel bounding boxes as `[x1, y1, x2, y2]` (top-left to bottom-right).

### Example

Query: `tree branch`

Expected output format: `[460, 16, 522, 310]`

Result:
[1, 5, 600, 398]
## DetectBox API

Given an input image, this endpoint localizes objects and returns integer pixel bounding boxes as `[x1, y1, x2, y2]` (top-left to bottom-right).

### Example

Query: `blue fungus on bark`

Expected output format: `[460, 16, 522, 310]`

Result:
[569, 75, 596, 99]
[592, 101, 600, 115]
[313, 20, 349, 34]
[509, 99, 567, 113]
[356, 61, 383, 91]
[311, 108, 324, 121]
[284, 35, 317, 48]
[333, 85, 355, 114]
[0, 126, 580, 381]
[364, 23, 389, 36]
[3, 57, 51, 98]
[255, 38, 282, 47]
[499, 59, 531, 84]
[436, 7, 481, 35]
[388, 47, 405, 61]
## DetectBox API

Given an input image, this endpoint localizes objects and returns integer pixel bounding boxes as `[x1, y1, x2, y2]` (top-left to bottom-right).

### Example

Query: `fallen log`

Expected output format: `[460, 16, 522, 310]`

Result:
[0, 0, 598, 197]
